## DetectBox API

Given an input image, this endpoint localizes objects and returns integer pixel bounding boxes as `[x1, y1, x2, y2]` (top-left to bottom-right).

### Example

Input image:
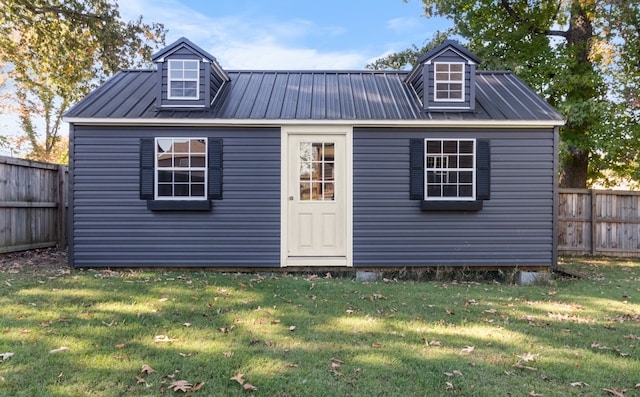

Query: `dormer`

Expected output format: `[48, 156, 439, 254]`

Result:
[406, 40, 481, 112]
[151, 37, 229, 109]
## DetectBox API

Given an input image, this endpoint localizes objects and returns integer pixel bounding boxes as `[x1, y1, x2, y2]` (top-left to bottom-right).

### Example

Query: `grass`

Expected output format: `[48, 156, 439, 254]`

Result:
[0, 257, 639, 396]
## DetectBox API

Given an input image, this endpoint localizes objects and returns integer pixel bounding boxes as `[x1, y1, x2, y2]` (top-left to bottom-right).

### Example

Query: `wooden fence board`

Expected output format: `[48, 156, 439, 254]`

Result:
[559, 189, 640, 257]
[0, 155, 67, 254]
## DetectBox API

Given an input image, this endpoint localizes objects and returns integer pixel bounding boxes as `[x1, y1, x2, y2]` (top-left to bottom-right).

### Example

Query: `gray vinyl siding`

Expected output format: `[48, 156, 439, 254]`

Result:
[70, 126, 280, 267]
[352, 127, 555, 267]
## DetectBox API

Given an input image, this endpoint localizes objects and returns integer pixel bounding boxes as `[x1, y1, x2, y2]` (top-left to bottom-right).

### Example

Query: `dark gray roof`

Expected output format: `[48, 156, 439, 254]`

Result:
[417, 40, 482, 65]
[65, 68, 564, 123]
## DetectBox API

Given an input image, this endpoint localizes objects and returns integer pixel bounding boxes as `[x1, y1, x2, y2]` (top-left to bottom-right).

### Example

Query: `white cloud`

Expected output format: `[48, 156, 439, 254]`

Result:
[386, 17, 422, 33]
[118, 0, 368, 69]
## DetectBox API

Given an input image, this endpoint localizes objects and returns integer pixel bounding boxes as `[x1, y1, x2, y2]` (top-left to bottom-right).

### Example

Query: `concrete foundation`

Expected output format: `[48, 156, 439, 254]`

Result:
[356, 271, 382, 282]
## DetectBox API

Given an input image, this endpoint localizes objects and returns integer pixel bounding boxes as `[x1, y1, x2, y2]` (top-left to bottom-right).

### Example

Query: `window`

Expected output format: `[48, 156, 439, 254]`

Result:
[425, 139, 475, 200]
[298, 142, 335, 201]
[434, 62, 464, 102]
[168, 60, 199, 99]
[155, 138, 207, 199]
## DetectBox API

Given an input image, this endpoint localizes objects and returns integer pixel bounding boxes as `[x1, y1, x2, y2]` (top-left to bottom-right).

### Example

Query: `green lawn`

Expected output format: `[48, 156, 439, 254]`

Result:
[0, 256, 639, 396]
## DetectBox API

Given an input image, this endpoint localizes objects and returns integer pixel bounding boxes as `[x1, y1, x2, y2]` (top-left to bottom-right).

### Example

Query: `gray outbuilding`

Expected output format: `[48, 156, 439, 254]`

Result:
[64, 38, 565, 269]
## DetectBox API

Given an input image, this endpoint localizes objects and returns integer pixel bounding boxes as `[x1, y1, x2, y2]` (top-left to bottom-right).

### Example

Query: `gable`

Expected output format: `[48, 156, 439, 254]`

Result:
[152, 37, 229, 110]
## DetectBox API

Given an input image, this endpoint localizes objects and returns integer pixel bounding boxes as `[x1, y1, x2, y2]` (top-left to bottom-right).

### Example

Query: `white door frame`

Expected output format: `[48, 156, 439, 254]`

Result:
[281, 125, 353, 267]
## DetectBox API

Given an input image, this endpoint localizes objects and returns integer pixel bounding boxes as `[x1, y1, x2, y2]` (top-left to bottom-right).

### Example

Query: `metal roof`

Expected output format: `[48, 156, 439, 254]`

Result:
[64, 68, 564, 123]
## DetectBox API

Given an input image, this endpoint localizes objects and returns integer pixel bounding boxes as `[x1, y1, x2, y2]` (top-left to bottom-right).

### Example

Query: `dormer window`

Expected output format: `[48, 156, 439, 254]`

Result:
[168, 60, 199, 100]
[434, 62, 464, 102]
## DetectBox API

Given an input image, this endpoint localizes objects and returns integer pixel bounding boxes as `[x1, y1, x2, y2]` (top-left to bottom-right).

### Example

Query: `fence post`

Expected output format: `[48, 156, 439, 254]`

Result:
[57, 164, 67, 248]
[590, 189, 597, 256]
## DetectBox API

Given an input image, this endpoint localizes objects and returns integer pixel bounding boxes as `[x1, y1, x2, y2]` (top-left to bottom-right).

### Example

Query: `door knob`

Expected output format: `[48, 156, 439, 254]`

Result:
[289, 196, 294, 200]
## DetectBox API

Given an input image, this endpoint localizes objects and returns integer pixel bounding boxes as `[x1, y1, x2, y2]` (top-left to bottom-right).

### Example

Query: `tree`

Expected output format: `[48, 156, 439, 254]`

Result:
[371, 0, 640, 188]
[0, 0, 166, 163]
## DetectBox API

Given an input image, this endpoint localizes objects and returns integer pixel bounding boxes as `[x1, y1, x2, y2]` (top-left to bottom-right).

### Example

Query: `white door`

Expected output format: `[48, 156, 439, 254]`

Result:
[287, 134, 347, 262]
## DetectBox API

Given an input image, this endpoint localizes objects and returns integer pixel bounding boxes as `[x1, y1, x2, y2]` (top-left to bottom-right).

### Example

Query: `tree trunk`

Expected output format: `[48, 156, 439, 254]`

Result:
[559, 0, 596, 188]
[559, 150, 589, 188]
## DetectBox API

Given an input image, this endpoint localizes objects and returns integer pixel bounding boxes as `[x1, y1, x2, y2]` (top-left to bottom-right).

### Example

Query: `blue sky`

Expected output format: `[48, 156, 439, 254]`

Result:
[120, 0, 452, 70]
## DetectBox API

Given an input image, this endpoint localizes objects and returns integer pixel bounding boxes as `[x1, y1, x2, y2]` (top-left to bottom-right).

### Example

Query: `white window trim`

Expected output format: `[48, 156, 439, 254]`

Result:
[155, 137, 208, 200]
[424, 138, 476, 201]
[433, 62, 465, 103]
[167, 60, 200, 100]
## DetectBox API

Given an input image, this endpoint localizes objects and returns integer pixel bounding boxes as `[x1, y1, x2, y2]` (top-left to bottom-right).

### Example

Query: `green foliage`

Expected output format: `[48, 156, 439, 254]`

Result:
[0, 255, 639, 396]
[0, 0, 166, 163]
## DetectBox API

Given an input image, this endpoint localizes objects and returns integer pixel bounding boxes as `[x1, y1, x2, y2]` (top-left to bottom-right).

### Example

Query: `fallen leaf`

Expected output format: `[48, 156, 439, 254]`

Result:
[518, 353, 540, 362]
[243, 383, 257, 391]
[603, 388, 626, 397]
[570, 382, 589, 387]
[179, 352, 192, 357]
[0, 352, 14, 361]
[169, 380, 192, 392]
[182, 322, 192, 327]
[136, 375, 145, 384]
[222, 351, 234, 358]
[115, 343, 126, 349]
[154, 335, 175, 343]
[192, 381, 205, 391]
[528, 391, 543, 396]
[230, 372, 244, 385]
[372, 343, 383, 348]
[113, 355, 128, 360]
[513, 361, 537, 371]
[0, 375, 4, 381]
[49, 347, 69, 354]
[289, 326, 296, 331]
[141, 364, 155, 374]
[102, 320, 115, 327]
[446, 381, 454, 390]
[461, 346, 475, 353]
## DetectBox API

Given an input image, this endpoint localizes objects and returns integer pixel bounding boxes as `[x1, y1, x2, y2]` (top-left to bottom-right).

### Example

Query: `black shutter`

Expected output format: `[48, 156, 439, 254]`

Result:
[208, 139, 223, 200]
[409, 139, 424, 200]
[140, 138, 154, 200]
[476, 139, 491, 200]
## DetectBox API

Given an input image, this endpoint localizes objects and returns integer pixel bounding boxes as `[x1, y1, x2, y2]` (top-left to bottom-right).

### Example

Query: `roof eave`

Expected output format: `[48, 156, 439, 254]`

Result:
[63, 117, 566, 128]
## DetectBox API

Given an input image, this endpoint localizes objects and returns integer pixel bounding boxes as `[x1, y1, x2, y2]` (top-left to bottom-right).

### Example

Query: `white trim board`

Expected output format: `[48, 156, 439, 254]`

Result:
[64, 117, 565, 128]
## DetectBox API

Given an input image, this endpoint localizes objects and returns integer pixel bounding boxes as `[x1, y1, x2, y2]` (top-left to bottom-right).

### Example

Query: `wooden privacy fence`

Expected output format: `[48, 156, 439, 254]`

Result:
[558, 189, 640, 257]
[0, 156, 68, 254]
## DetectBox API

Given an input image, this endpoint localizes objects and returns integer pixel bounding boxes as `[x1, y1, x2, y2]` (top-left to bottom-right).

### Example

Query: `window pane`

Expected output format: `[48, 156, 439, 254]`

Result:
[312, 163, 321, 180]
[443, 141, 457, 153]
[443, 185, 458, 197]
[447, 155, 457, 168]
[299, 161, 311, 180]
[450, 64, 463, 72]
[175, 171, 189, 182]
[311, 182, 322, 200]
[427, 185, 442, 197]
[459, 141, 473, 153]
[324, 143, 334, 161]
[158, 171, 173, 183]
[459, 171, 473, 183]
[174, 184, 190, 196]
[184, 70, 198, 79]
[426, 141, 441, 154]
[190, 139, 206, 153]
[436, 64, 448, 71]
[158, 184, 172, 196]
[300, 182, 311, 200]
[436, 72, 449, 80]
[323, 163, 334, 180]
[323, 182, 335, 200]
[191, 154, 205, 167]
[450, 72, 463, 80]
[191, 171, 205, 183]
[191, 184, 205, 197]
[312, 143, 323, 161]
[459, 155, 473, 168]
[459, 185, 473, 197]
